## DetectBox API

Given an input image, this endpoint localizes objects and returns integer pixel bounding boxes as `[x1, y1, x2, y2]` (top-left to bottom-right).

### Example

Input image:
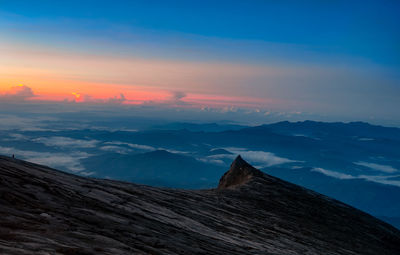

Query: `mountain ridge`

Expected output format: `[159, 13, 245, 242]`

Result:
[0, 155, 399, 254]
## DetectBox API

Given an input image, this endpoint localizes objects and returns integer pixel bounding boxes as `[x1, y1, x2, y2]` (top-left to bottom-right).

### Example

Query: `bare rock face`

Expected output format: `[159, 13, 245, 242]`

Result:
[218, 155, 264, 189]
[0, 155, 400, 255]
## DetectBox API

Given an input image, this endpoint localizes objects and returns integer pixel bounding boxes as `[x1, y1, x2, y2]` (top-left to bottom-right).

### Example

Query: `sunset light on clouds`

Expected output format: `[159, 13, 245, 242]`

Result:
[0, 39, 277, 107]
[0, 0, 399, 125]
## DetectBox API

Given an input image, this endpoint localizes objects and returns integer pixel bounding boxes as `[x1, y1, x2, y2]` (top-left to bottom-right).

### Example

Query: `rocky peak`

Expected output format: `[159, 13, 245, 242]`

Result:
[218, 155, 264, 189]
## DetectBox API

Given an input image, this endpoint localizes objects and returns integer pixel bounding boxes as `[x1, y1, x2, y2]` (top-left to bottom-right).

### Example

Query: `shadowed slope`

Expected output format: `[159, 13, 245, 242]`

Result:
[0, 155, 399, 255]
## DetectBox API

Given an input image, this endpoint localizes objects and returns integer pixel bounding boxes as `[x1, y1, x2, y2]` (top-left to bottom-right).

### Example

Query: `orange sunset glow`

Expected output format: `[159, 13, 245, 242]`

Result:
[0, 40, 275, 108]
[1, 0, 399, 124]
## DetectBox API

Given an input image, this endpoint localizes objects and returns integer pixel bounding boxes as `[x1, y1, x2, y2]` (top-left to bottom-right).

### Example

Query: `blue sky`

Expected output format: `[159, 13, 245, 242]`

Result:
[2, 0, 399, 62]
[0, 0, 399, 125]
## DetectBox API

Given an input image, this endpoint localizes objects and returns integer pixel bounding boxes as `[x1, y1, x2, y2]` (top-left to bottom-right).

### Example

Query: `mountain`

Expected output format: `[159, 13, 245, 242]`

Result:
[82, 150, 225, 188]
[2, 120, 400, 229]
[258, 120, 400, 141]
[150, 122, 246, 132]
[1, 155, 399, 254]
[264, 165, 400, 229]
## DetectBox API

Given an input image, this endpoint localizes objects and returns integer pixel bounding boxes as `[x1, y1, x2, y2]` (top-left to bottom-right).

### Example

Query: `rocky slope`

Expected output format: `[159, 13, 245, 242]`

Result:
[0, 155, 399, 254]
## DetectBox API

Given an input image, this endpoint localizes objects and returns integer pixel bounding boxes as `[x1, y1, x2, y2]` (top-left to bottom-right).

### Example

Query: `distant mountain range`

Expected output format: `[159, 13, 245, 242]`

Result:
[0, 120, 399, 229]
[1, 155, 399, 254]
[82, 150, 225, 188]
[150, 122, 246, 132]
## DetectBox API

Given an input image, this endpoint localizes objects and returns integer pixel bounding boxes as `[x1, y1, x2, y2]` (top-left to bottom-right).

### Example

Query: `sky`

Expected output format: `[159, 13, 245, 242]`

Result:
[0, 0, 399, 125]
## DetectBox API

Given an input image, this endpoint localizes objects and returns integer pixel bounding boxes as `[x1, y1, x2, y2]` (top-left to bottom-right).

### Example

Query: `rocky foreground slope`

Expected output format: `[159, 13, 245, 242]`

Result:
[0, 155, 399, 255]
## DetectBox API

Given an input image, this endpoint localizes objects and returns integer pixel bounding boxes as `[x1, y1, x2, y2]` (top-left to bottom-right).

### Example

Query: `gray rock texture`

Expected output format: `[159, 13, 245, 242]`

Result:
[0, 155, 399, 254]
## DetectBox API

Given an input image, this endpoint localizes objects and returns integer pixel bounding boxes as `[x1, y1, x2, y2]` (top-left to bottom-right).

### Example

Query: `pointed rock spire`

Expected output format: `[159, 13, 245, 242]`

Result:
[218, 155, 264, 189]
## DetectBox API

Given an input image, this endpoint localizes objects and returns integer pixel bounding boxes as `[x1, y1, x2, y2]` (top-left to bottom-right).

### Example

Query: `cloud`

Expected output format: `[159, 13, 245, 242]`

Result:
[358, 174, 400, 187]
[358, 138, 375, 141]
[107, 93, 126, 104]
[71, 92, 126, 105]
[3, 30, 400, 124]
[354, 162, 398, 173]
[104, 141, 186, 154]
[104, 141, 155, 151]
[2, 133, 29, 141]
[141, 91, 189, 108]
[215, 147, 297, 167]
[33, 136, 99, 148]
[99, 145, 132, 154]
[164, 149, 189, 154]
[311, 167, 400, 187]
[197, 157, 225, 165]
[171, 91, 187, 101]
[0, 84, 35, 101]
[311, 168, 356, 180]
[0, 114, 57, 131]
[0, 146, 90, 172]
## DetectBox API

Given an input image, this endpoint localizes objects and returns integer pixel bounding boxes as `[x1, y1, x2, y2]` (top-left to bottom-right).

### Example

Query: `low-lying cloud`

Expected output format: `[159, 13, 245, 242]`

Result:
[311, 167, 400, 187]
[213, 147, 297, 168]
[0, 114, 57, 131]
[0, 146, 90, 172]
[354, 162, 398, 173]
[104, 141, 187, 154]
[33, 136, 99, 148]
[99, 145, 133, 154]
[197, 157, 225, 166]
[2, 133, 29, 141]
[358, 174, 400, 187]
[311, 168, 356, 180]
[104, 141, 155, 151]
